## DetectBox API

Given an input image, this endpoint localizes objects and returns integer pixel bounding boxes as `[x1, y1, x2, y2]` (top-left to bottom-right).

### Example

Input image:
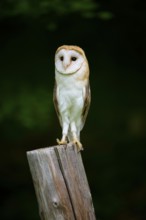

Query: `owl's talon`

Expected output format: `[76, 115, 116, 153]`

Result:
[56, 138, 67, 145]
[72, 139, 83, 152]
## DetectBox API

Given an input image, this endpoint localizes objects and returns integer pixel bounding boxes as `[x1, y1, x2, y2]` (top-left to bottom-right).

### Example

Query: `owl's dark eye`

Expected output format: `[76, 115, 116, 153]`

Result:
[60, 56, 64, 61]
[71, 56, 77, 61]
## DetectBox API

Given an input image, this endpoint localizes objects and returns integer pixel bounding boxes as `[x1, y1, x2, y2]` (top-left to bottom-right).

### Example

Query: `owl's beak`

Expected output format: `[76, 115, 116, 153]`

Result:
[63, 62, 70, 70]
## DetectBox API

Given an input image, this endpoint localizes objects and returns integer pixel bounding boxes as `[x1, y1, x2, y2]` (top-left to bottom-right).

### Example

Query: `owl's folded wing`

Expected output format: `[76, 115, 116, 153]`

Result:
[53, 82, 62, 126]
[81, 82, 91, 129]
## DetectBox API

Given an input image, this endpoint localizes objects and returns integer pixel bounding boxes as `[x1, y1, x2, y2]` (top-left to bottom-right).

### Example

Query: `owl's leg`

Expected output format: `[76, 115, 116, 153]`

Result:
[70, 122, 83, 152]
[57, 121, 69, 145]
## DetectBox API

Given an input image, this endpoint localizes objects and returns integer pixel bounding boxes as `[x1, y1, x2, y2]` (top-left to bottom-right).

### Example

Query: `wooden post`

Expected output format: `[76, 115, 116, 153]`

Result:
[27, 143, 96, 220]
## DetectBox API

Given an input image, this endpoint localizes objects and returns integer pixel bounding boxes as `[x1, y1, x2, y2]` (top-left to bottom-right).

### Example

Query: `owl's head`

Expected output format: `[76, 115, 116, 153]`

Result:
[55, 45, 88, 75]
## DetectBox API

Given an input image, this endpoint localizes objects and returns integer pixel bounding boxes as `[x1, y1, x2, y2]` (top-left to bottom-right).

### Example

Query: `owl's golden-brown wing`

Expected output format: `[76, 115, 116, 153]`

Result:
[53, 82, 62, 126]
[81, 82, 91, 129]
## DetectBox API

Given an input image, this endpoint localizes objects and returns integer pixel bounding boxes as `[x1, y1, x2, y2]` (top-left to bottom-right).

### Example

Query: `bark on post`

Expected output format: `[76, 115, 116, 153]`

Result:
[27, 143, 96, 220]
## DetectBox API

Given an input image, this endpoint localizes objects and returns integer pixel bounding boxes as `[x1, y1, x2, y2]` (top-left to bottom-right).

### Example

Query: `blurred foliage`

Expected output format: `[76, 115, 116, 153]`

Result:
[0, 0, 146, 220]
[0, 0, 98, 21]
[0, 84, 52, 130]
[0, 0, 114, 30]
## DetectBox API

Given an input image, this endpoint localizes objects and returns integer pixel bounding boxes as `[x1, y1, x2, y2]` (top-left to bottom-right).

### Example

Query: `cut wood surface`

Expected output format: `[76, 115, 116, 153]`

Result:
[27, 144, 96, 220]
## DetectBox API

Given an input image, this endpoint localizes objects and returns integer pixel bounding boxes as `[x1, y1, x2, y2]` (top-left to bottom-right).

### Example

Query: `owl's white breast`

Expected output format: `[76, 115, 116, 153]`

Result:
[55, 67, 87, 123]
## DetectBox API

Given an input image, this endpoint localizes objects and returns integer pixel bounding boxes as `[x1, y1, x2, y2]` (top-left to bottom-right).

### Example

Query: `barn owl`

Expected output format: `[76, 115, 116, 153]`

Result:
[53, 45, 91, 151]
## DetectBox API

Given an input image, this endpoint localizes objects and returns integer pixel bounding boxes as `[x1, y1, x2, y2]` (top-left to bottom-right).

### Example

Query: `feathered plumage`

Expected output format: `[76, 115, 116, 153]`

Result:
[53, 45, 91, 151]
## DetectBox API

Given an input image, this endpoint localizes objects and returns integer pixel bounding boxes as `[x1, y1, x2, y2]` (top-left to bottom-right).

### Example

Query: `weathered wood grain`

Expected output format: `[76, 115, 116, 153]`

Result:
[27, 144, 96, 220]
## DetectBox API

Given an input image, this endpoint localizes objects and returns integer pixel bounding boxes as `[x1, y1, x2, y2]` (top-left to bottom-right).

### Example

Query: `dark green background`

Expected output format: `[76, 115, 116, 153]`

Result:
[0, 0, 146, 219]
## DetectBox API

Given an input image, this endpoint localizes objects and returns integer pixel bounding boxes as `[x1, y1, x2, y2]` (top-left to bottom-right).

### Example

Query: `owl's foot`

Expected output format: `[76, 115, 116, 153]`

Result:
[72, 139, 83, 152]
[56, 138, 67, 145]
